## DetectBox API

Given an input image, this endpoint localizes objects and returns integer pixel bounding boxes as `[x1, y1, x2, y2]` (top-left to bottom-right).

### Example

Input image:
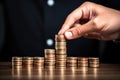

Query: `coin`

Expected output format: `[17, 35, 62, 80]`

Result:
[56, 49, 67, 55]
[55, 34, 66, 42]
[44, 49, 55, 54]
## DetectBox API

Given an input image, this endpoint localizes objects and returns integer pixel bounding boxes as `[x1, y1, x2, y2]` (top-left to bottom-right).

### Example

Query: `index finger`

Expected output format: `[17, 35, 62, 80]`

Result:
[58, 7, 83, 34]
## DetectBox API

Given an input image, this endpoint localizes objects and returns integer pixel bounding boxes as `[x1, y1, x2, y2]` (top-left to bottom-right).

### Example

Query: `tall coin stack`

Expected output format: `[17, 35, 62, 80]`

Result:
[44, 49, 55, 67]
[55, 34, 67, 67]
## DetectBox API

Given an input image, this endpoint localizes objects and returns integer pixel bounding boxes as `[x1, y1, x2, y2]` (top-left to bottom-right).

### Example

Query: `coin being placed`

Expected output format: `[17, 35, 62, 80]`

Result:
[55, 34, 66, 42]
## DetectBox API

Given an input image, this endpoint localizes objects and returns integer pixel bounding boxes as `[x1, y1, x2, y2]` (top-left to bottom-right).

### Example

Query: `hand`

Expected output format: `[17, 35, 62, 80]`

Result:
[58, 1, 120, 40]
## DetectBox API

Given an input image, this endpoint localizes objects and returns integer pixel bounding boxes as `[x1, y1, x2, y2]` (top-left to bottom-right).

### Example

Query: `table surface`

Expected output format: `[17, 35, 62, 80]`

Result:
[0, 62, 120, 80]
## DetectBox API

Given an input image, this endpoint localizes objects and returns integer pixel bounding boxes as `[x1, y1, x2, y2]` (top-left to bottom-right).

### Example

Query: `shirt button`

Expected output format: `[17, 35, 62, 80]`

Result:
[47, 0, 55, 6]
[46, 38, 54, 46]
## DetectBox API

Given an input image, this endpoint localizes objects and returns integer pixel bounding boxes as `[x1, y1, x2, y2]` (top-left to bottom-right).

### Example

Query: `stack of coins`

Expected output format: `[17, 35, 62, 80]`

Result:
[44, 49, 55, 66]
[11, 34, 101, 69]
[22, 57, 33, 67]
[67, 57, 77, 68]
[12, 57, 23, 66]
[33, 57, 44, 67]
[78, 57, 88, 67]
[55, 34, 67, 67]
[88, 57, 99, 68]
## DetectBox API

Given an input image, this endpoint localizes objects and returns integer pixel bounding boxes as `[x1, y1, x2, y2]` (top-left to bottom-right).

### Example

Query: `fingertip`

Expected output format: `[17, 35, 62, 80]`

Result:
[58, 24, 71, 34]
[58, 31, 61, 35]
[58, 30, 63, 35]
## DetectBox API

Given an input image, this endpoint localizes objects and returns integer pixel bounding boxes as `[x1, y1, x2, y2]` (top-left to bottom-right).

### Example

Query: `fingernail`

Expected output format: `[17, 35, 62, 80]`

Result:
[65, 32, 73, 39]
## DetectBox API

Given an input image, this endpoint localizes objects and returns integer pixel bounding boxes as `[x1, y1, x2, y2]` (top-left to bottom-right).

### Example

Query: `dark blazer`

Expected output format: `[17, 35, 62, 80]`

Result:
[1, 0, 45, 61]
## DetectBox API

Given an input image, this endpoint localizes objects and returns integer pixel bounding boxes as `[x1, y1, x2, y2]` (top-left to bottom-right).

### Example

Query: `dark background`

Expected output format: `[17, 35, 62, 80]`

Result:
[0, 0, 120, 63]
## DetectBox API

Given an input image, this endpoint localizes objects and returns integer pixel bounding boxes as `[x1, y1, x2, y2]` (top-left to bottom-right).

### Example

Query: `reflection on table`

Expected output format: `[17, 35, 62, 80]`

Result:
[0, 62, 120, 80]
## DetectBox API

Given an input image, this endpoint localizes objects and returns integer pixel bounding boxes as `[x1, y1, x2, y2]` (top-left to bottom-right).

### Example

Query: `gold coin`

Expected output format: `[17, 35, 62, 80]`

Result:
[78, 57, 88, 61]
[44, 49, 55, 54]
[55, 34, 66, 42]
[56, 49, 67, 55]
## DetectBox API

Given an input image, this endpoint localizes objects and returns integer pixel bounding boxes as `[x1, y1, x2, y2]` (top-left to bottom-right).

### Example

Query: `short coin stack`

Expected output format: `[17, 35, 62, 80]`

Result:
[44, 49, 55, 66]
[55, 34, 67, 67]
[22, 57, 33, 67]
[33, 57, 44, 67]
[89, 57, 99, 68]
[12, 57, 22, 66]
[78, 57, 88, 67]
[67, 57, 77, 68]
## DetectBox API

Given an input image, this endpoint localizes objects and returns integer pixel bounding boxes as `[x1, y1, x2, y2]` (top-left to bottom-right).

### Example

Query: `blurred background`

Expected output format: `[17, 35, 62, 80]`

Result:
[0, 0, 120, 63]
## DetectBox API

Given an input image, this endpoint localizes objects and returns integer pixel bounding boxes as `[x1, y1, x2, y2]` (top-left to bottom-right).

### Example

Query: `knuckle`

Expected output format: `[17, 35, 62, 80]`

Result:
[82, 1, 92, 6]
[92, 18, 101, 30]
[75, 26, 82, 36]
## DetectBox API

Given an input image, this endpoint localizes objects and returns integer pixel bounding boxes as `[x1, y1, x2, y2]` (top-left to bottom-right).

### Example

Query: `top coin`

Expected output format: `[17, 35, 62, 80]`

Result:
[44, 49, 55, 54]
[55, 34, 66, 41]
[78, 57, 88, 61]
[23, 57, 33, 60]
[12, 57, 23, 61]
[88, 57, 99, 61]
[88, 57, 99, 62]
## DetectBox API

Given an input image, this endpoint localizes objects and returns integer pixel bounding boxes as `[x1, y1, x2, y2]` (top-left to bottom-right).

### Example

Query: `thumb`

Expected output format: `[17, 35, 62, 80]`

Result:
[64, 20, 98, 39]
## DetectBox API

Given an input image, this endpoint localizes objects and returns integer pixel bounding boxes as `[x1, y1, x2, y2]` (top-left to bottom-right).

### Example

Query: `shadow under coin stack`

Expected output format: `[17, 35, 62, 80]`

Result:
[55, 35, 67, 67]
[44, 49, 55, 67]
